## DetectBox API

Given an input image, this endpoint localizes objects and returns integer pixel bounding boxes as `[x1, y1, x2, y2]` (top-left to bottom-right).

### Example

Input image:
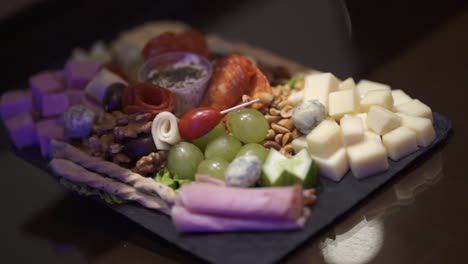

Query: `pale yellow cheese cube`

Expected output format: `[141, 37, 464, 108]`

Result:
[306, 120, 342, 158]
[311, 148, 349, 182]
[328, 88, 360, 120]
[356, 80, 391, 98]
[364, 131, 382, 143]
[303, 73, 339, 110]
[397, 113, 436, 147]
[357, 113, 368, 130]
[395, 99, 433, 121]
[347, 139, 389, 179]
[339, 77, 356, 90]
[291, 137, 308, 153]
[366, 106, 402, 135]
[360, 90, 394, 112]
[382, 127, 418, 161]
[391, 89, 412, 106]
[340, 115, 365, 146]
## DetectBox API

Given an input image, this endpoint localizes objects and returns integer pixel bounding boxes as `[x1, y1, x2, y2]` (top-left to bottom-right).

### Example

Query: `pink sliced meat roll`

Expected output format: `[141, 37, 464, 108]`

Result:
[172, 205, 310, 232]
[172, 182, 312, 232]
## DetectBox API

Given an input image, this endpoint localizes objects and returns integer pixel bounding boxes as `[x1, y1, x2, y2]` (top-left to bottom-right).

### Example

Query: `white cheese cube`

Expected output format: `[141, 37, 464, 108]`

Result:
[357, 113, 368, 130]
[286, 89, 304, 106]
[395, 99, 433, 121]
[366, 106, 402, 135]
[328, 88, 360, 120]
[391, 89, 412, 106]
[291, 137, 308, 153]
[339, 77, 356, 90]
[306, 120, 342, 158]
[356, 80, 391, 98]
[359, 90, 394, 112]
[311, 148, 349, 182]
[382, 127, 418, 160]
[347, 139, 389, 179]
[303, 73, 339, 110]
[365, 131, 382, 143]
[397, 113, 436, 147]
[340, 116, 365, 146]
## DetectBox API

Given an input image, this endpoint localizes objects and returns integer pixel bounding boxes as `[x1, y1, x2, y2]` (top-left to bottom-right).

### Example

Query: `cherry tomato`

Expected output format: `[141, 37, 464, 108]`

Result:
[178, 107, 222, 140]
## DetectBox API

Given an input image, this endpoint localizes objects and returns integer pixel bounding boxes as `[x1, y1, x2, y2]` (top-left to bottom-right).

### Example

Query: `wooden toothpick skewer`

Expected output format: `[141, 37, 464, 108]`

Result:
[220, 98, 261, 115]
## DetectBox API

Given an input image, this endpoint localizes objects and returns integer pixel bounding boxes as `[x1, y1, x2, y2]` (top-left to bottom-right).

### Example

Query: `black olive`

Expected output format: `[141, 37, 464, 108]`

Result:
[123, 136, 157, 160]
[103, 83, 126, 112]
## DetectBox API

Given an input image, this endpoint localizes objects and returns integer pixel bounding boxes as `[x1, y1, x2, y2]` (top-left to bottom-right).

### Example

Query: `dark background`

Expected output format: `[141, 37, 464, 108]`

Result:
[1, 0, 468, 263]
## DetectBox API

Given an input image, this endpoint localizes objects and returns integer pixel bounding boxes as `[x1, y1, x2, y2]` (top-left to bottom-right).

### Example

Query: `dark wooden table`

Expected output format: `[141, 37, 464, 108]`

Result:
[1, 0, 467, 263]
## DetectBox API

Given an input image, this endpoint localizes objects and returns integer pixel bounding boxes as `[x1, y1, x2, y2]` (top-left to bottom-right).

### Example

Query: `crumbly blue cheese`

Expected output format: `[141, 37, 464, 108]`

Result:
[225, 156, 262, 187]
[292, 100, 327, 134]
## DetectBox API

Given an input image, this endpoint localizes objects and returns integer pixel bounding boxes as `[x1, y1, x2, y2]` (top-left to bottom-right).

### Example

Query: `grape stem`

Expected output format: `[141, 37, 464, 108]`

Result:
[220, 98, 261, 115]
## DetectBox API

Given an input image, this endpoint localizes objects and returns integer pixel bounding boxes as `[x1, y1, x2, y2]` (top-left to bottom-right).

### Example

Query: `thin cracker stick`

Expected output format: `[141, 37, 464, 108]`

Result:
[50, 159, 170, 214]
[51, 140, 177, 204]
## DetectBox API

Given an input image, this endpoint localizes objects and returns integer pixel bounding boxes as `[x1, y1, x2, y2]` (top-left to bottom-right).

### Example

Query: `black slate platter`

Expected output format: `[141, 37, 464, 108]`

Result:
[11, 112, 451, 264]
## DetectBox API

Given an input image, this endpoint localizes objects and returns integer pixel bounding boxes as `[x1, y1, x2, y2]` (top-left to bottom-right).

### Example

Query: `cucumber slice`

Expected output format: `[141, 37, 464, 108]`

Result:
[261, 149, 318, 188]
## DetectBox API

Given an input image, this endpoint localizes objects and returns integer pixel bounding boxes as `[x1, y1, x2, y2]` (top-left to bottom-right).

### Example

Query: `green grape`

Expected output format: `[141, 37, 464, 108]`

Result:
[205, 135, 242, 162]
[167, 142, 204, 180]
[226, 109, 269, 143]
[196, 158, 229, 180]
[235, 143, 269, 163]
[191, 122, 226, 151]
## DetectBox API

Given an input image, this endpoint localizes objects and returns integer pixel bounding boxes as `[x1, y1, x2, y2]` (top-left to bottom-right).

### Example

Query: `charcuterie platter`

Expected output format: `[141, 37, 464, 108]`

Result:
[0, 22, 451, 263]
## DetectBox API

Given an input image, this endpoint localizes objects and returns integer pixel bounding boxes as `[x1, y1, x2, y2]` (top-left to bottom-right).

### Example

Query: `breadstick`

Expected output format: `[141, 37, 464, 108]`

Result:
[51, 140, 177, 204]
[50, 159, 170, 214]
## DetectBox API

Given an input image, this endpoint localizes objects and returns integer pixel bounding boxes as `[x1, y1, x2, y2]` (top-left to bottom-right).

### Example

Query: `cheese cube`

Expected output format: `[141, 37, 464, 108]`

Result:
[366, 106, 401, 135]
[64, 60, 102, 89]
[311, 148, 349, 182]
[356, 80, 391, 98]
[394, 99, 433, 121]
[4, 112, 37, 149]
[360, 90, 394, 112]
[365, 131, 382, 143]
[339, 77, 355, 90]
[35, 118, 64, 158]
[303, 73, 339, 110]
[347, 139, 389, 179]
[306, 120, 342, 158]
[340, 116, 364, 146]
[356, 113, 368, 130]
[328, 88, 359, 120]
[382, 127, 418, 161]
[0, 89, 33, 119]
[397, 113, 435, 147]
[291, 137, 308, 153]
[391, 89, 412, 106]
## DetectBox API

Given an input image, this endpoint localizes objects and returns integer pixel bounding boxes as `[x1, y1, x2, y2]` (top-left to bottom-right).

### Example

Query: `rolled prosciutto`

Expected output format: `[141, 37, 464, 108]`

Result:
[171, 182, 312, 232]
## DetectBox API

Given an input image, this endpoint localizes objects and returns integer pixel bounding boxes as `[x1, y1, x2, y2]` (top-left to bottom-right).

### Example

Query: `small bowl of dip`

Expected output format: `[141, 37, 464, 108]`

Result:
[138, 52, 212, 116]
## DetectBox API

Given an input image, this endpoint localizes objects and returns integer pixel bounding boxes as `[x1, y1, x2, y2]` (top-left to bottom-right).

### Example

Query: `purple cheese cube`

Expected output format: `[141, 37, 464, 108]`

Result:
[35, 118, 64, 158]
[41, 91, 70, 117]
[53, 70, 66, 86]
[30, 71, 64, 113]
[5, 112, 37, 149]
[0, 89, 33, 119]
[64, 61, 102, 89]
[68, 89, 84, 105]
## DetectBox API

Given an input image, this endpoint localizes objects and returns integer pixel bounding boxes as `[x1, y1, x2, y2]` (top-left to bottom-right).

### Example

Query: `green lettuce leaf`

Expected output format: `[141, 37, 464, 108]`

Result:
[153, 168, 192, 192]
[287, 75, 305, 88]
[59, 178, 125, 205]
